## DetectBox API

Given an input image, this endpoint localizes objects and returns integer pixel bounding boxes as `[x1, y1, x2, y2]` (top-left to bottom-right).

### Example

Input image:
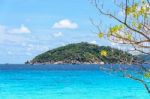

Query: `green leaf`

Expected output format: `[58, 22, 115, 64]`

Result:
[107, 33, 111, 37]
[144, 13, 148, 19]
[141, 0, 145, 4]
[109, 25, 123, 34]
[126, 7, 132, 15]
[131, 3, 138, 12]
[137, 23, 142, 29]
[132, 21, 136, 26]
[98, 33, 103, 39]
[144, 71, 150, 78]
[132, 13, 138, 19]
[127, 34, 132, 40]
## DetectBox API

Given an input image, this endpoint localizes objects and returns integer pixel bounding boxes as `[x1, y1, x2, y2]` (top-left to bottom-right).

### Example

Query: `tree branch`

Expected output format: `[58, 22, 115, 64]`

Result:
[124, 0, 128, 24]
[126, 74, 150, 93]
[93, 0, 150, 40]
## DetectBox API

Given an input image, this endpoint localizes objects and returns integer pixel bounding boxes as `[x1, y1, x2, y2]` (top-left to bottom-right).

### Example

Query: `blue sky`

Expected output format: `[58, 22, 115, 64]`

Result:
[0, 0, 121, 64]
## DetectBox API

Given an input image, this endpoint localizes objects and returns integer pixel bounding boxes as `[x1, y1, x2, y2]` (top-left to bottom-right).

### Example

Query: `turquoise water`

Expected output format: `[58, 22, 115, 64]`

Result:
[0, 64, 150, 99]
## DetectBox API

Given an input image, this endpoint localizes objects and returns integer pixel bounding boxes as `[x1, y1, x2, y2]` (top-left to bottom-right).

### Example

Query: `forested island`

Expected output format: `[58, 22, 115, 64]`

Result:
[26, 42, 137, 64]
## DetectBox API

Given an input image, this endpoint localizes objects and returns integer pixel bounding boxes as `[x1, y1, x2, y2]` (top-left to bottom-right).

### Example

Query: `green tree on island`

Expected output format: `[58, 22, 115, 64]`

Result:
[91, 0, 150, 93]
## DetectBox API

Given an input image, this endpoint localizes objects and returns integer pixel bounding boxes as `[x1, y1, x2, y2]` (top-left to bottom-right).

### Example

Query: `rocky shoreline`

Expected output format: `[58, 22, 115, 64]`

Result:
[25, 60, 104, 65]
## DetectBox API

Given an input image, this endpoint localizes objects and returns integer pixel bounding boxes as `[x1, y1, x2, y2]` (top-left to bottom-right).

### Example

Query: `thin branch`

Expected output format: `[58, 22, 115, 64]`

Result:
[93, 0, 150, 40]
[147, 0, 150, 6]
[124, 0, 128, 24]
[126, 74, 150, 93]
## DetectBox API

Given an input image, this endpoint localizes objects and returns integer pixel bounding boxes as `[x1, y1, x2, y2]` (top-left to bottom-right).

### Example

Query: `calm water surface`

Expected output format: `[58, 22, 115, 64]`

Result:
[0, 64, 150, 99]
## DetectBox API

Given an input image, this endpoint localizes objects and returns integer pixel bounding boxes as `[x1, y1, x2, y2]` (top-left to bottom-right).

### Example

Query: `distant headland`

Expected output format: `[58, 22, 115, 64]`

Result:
[25, 42, 136, 65]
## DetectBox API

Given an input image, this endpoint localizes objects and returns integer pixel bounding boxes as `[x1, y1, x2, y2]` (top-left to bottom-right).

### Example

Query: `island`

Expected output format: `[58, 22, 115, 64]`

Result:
[26, 42, 135, 64]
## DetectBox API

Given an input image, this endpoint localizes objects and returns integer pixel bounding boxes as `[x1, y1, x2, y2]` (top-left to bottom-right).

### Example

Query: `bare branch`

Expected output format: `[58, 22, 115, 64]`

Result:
[126, 74, 150, 93]
[124, 0, 128, 24]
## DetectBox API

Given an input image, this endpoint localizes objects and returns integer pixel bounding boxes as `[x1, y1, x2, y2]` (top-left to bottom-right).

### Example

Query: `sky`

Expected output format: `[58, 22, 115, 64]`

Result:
[0, 0, 121, 64]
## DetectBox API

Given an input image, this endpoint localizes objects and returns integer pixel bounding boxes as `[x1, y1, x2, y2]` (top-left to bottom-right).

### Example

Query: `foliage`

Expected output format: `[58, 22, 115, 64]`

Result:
[92, 0, 150, 93]
[144, 71, 150, 78]
[100, 50, 107, 57]
[31, 42, 134, 64]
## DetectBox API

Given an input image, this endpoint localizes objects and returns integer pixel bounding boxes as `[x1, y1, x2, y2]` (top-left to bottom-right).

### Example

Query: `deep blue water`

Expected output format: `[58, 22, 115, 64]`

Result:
[0, 64, 150, 99]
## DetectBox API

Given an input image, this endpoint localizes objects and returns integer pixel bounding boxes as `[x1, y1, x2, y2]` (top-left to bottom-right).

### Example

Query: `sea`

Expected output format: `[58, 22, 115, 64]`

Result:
[0, 64, 150, 99]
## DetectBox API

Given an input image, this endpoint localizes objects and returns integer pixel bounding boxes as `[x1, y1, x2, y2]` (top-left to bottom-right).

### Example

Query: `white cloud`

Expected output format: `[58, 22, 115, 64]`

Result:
[53, 32, 63, 37]
[24, 43, 49, 52]
[52, 19, 78, 29]
[8, 24, 31, 34]
[0, 24, 31, 44]
[90, 40, 97, 44]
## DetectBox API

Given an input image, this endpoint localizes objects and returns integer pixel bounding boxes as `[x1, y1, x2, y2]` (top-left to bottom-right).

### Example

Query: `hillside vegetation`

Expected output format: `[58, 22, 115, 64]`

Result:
[28, 42, 135, 64]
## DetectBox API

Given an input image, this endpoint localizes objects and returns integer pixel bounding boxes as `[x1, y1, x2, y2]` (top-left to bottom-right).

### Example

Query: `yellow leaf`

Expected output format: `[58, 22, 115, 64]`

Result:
[100, 50, 108, 57]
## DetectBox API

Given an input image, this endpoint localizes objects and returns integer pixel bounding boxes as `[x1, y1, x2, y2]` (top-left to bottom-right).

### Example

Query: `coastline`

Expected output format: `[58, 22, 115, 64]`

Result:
[26, 61, 105, 65]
